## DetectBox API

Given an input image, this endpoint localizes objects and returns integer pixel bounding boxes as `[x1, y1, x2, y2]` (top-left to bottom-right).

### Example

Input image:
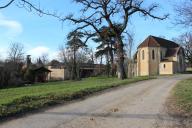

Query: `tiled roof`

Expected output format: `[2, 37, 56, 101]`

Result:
[138, 36, 180, 48]
[165, 47, 180, 57]
[33, 66, 52, 72]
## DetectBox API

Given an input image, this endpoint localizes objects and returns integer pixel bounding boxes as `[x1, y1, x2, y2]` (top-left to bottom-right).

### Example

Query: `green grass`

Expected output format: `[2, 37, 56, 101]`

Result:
[0, 76, 153, 119]
[186, 67, 192, 72]
[173, 78, 192, 113]
[186, 67, 192, 74]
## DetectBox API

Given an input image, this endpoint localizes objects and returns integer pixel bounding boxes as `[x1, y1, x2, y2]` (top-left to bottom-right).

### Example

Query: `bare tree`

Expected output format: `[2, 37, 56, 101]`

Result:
[1, 0, 168, 79]
[0, 0, 64, 20]
[7, 42, 24, 63]
[58, 45, 68, 64]
[58, 44, 92, 79]
[174, 0, 192, 27]
[174, 32, 192, 66]
[0, 0, 15, 9]
[124, 31, 134, 78]
[0, 42, 25, 87]
[125, 31, 134, 59]
[58, 45, 74, 79]
[65, 0, 168, 79]
[39, 53, 49, 65]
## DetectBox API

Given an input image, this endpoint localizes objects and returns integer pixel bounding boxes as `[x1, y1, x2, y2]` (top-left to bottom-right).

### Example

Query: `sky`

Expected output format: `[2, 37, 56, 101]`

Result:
[0, 0, 189, 61]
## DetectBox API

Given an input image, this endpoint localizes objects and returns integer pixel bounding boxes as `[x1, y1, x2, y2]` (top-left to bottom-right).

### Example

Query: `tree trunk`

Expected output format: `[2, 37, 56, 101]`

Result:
[109, 43, 115, 76]
[72, 49, 78, 80]
[116, 37, 127, 80]
[99, 55, 103, 75]
[106, 45, 110, 77]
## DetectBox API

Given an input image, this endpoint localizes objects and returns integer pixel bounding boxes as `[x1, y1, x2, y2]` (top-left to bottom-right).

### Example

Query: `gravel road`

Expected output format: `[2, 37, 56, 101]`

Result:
[1, 74, 192, 128]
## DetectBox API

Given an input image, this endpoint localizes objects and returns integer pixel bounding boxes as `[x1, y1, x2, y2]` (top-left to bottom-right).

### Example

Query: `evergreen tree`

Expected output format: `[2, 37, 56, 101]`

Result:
[66, 31, 87, 80]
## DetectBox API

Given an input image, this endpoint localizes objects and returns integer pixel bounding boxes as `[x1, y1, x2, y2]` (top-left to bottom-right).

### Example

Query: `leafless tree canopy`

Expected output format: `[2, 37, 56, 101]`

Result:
[65, 0, 168, 79]
[0, 0, 14, 9]
[124, 31, 134, 59]
[176, 32, 192, 66]
[174, 0, 192, 27]
[66, 0, 168, 34]
[0, 0, 168, 79]
[39, 53, 49, 65]
[7, 43, 24, 63]
[0, 43, 25, 87]
[58, 44, 94, 80]
[0, 0, 64, 20]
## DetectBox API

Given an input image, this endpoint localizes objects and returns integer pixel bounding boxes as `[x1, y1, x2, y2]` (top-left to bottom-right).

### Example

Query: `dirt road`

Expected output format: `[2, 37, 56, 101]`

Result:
[1, 74, 192, 128]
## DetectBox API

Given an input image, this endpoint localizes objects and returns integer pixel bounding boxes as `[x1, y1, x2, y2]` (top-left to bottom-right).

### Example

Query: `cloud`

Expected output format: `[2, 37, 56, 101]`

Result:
[27, 46, 50, 58]
[27, 46, 59, 62]
[0, 13, 23, 37]
[0, 47, 7, 60]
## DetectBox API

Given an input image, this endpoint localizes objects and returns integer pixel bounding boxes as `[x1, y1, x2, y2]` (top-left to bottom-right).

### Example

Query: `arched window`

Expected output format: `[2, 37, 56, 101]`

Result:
[152, 50, 155, 60]
[142, 50, 144, 60]
[163, 64, 166, 69]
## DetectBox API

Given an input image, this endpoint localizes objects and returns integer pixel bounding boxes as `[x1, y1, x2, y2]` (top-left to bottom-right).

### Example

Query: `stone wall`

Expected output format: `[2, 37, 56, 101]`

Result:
[137, 47, 149, 76]
[48, 66, 69, 81]
[159, 62, 174, 75]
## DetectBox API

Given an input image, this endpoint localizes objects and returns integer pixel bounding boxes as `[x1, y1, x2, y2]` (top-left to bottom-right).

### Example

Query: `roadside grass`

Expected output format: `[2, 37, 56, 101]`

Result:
[186, 67, 192, 72]
[0, 76, 153, 119]
[171, 78, 192, 116]
[186, 68, 192, 74]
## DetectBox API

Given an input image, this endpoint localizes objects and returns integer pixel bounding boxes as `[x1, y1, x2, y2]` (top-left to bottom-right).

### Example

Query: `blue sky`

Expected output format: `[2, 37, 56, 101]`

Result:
[0, 0, 189, 60]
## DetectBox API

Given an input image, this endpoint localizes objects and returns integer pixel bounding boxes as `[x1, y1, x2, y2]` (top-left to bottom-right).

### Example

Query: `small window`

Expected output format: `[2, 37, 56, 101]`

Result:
[152, 50, 155, 60]
[142, 50, 145, 60]
[163, 64, 166, 69]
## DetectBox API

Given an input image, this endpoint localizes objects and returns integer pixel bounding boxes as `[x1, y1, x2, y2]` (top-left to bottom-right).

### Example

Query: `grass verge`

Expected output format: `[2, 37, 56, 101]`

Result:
[0, 76, 154, 120]
[168, 78, 192, 117]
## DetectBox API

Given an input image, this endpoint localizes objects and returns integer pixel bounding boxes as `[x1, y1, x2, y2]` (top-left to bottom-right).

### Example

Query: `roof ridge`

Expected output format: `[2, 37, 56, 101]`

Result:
[151, 35, 178, 44]
[149, 36, 160, 46]
[138, 35, 180, 49]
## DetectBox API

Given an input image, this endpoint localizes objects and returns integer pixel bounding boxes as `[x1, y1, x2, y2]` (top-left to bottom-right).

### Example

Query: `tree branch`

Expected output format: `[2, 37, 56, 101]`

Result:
[0, 0, 15, 9]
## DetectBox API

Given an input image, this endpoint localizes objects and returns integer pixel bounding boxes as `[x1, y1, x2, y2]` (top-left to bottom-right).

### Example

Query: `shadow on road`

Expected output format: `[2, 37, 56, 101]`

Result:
[43, 111, 185, 122]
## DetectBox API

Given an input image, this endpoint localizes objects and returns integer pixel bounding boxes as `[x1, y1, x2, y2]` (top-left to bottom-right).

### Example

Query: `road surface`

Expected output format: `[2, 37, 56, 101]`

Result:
[1, 74, 192, 128]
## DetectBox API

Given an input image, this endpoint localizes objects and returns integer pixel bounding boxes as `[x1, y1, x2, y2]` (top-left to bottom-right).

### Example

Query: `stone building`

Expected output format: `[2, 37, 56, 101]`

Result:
[47, 60, 105, 81]
[134, 35, 185, 76]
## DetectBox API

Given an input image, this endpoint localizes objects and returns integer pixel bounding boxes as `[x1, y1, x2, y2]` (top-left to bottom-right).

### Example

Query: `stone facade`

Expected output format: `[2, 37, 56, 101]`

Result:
[134, 36, 185, 76]
[48, 66, 70, 81]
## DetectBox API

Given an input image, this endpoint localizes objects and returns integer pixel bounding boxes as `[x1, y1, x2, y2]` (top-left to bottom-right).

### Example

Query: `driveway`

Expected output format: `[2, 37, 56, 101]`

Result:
[1, 74, 192, 128]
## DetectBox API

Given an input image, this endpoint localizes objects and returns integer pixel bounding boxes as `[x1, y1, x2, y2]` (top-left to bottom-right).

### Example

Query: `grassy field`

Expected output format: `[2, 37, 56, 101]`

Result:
[172, 78, 192, 115]
[186, 67, 192, 72]
[186, 67, 192, 74]
[0, 76, 152, 119]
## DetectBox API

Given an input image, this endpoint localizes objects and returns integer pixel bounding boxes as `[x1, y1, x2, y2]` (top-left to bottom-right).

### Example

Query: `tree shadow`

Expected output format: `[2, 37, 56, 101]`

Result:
[43, 111, 186, 122]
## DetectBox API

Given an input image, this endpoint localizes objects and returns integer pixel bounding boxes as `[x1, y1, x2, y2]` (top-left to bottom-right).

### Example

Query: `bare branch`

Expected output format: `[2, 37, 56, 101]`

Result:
[174, 0, 192, 27]
[16, 0, 65, 21]
[0, 0, 15, 9]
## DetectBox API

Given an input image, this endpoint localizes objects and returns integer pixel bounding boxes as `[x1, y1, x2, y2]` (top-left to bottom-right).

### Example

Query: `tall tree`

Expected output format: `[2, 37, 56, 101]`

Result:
[4, 42, 25, 86]
[66, 31, 87, 80]
[8, 43, 24, 64]
[65, 0, 168, 79]
[7, 42, 25, 75]
[39, 53, 49, 65]
[93, 26, 116, 76]
[174, 0, 192, 27]
[174, 32, 192, 66]
[58, 45, 93, 79]
[124, 31, 134, 78]
[0, 0, 168, 79]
